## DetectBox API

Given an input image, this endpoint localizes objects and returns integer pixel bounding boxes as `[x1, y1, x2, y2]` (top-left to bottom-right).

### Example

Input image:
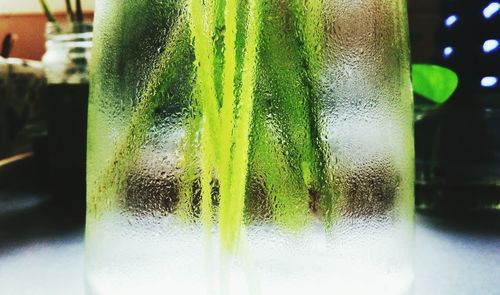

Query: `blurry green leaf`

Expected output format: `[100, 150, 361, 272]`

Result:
[412, 64, 458, 104]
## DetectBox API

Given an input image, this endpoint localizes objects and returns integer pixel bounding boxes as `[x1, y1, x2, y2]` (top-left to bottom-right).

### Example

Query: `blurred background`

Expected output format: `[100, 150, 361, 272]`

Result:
[0, 0, 499, 294]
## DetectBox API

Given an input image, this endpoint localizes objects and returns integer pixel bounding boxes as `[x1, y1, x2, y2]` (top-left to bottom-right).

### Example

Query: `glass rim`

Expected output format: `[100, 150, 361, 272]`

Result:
[45, 21, 93, 37]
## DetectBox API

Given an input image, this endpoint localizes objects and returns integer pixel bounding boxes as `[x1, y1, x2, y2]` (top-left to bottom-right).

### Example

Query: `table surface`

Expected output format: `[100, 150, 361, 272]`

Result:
[1, 182, 499, 295]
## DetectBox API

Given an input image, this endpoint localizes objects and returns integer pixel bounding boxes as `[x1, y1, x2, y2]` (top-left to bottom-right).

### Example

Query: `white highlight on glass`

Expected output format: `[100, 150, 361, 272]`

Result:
[483, 39, 499, 53]
[445, 15, 459, 27]
[443, 46, 454, 58]
[481, 76, 499, 88]
[483, 2, 500, 19]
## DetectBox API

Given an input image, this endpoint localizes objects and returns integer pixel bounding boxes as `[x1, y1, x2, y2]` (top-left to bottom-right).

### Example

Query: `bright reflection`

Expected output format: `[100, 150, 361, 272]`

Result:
[443, 46, 454, 58]
[481, 76, 499, 88]
[445, 15, 459, 27]
[483, 39, 499, 53]
[483, 2, 500, 19]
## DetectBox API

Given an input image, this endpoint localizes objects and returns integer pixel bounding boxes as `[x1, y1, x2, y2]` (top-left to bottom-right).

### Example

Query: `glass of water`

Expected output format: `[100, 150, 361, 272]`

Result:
[86, 0, 414, 294]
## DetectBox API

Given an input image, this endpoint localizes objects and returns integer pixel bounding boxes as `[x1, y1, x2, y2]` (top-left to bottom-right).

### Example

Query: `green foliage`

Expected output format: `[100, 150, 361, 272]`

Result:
[90, 0, 334, 252]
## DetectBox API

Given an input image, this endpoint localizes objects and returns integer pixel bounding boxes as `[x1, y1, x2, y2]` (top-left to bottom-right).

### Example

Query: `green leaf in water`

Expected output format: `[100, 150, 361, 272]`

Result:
[412, 64, 458, 104]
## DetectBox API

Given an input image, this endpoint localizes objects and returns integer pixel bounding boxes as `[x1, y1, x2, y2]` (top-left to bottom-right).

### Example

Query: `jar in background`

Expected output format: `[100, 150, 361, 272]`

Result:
[42, 22, 92, 211]
[42, 22, 92, 84]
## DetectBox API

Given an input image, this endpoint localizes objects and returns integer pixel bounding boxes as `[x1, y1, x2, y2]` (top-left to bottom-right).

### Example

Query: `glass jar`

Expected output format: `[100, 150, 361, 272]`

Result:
[416, 103, 500, 212]
[42, 22, 92, 210]
[86, 1, 414, 294]
[42, 22, 92, 84]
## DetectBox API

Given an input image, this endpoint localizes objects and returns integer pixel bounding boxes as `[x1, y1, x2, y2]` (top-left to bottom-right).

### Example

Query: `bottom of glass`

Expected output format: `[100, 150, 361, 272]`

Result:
[85, 214, 414, 295]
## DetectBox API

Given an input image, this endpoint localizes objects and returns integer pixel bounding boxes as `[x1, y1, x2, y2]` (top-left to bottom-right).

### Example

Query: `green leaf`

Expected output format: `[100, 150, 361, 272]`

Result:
[412, 64, 458, 104]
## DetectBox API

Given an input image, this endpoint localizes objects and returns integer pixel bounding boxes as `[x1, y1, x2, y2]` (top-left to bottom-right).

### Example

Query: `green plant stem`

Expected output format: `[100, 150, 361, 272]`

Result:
[176, 115, 201, 220]
[219, 0, 263, 251]
[39, 0, 56, 22]
[75, 0, 84, 22]
[200, 119, 215, 232]
[188, 0, 222, 163]
[187, 0, 222, 236]
[65, 0, 75, 22]
[217, 0, 239, 231]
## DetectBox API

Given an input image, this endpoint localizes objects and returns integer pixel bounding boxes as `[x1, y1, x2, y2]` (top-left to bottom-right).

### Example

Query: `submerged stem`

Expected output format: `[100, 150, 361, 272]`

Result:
[200, 120, 214, 233]
[188, 0, 222, 160]
[219, 0, 263, 250]
[188, 0, 220, 235]
[176, 115, 201, 220]
[217, 0, 239, 232]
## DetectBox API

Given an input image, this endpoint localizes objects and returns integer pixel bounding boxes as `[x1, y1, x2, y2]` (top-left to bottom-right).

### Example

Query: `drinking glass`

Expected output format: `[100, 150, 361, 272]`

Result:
[86, 0, 414, 294]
